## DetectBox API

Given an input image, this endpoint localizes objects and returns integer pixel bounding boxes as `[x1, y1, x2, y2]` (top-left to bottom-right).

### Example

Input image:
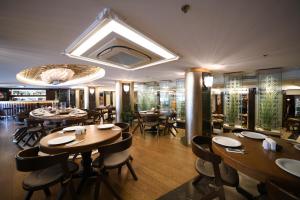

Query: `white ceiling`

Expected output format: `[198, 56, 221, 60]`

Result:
[1, 0, 300, 87]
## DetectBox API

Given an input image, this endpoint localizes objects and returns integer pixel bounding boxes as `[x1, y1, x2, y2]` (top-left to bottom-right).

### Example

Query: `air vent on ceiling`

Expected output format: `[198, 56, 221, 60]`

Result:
[85, 38, 159, 69]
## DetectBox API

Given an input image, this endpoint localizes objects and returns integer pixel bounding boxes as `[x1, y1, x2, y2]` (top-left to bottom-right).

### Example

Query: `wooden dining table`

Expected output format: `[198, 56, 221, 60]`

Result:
[212, 133, 300, 195]
[30, 108, 87, 123]
[39, 124, 122, 192]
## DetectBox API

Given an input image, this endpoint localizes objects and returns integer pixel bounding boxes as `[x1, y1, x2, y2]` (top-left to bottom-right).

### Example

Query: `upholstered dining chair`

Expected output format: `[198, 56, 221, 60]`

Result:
[84, 110, 100, 125]
[114, 122, 130, 133]
[132, 112, 143, 134]
[164, 112, 178, 137]
[92, 132, 137, 200]
[22, 118, 46, 147]
[191, 136, 240, 200]
[142, 114, 160, 137]
[15, 146, 79, 200]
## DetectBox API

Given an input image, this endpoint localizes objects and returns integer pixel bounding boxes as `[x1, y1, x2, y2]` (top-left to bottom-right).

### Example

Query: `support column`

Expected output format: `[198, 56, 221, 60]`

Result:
[84, 87, 89, 110]
[75, 89, 80, 108]
[95, 87, 100, 108]
[130, 82, 135, 112]
[185, 68, 212, 145]
[115, 81, 122, 122]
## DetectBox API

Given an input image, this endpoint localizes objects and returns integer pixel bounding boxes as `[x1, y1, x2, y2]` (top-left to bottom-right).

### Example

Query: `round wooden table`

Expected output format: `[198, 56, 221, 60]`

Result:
[212, 133, 300, 194]
[30, 108, 87, 123]
[40, 125, 122, 192]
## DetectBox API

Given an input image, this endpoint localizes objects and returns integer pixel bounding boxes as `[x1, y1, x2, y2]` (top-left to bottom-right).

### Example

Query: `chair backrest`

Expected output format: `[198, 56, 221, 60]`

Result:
[266, 180, 300, 200]
[114, 122, 129, 133]
[98, 132, 132, 156]
[169, 111, 177, 120]
[143, 114, 159, 123]
[63, 118, 84, 126]
[15, 146, 69, 172]
[231, 128, 248, 133]
[192, 136, 223, 185]
[24, 118, 44, 128]
[49, 126, 64, 134]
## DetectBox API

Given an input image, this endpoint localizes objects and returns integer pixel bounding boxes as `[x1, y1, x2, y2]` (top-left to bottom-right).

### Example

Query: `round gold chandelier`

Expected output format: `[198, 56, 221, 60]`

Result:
[16, 64, 105, 86]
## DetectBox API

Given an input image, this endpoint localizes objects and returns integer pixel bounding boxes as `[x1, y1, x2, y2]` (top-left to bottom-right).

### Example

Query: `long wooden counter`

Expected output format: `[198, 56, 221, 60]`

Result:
[0, 101, 58, 116]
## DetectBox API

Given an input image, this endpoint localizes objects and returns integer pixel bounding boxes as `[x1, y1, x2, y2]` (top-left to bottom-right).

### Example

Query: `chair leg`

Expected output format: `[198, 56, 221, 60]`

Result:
[43, 187, 51, 197]
[23, 133, 34, 147]
[192, 175, 202, 185]
[72, 153, 79, 161]
[118, 166, 122, 175]
[94, 175, 102, 200]
[139, 123, 143, 135]
[57, 183, 67, 200]
[236, 186, 254, 200]
[68, 180, 77, 200]
[169, 128, 176, 137]
[102, 175, 122, 200]
[126, 161, 138, 180]
[24, 190, 33, 200]
[132, 124, 138, 134]
[172, 125, 178, 133]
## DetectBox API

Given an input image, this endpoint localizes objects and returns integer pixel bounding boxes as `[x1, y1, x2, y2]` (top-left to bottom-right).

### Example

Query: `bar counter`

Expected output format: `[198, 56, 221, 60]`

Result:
[0, 101, 58, 117]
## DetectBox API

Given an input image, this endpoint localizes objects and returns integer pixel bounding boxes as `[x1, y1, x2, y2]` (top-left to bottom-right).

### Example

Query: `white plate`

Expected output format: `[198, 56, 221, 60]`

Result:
[63, 126, 82, 132]
[294, 144, 300, 151]
[241, 131, 267, 140]
[47, 135, 76, 146]
[97, 124, 114, 129]
[212, 136, 242, 147]
[275, 158, 300, 178]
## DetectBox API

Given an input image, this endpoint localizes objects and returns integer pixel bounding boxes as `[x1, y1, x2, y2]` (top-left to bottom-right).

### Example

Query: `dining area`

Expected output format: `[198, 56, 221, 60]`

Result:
[1, 0, 300, 199]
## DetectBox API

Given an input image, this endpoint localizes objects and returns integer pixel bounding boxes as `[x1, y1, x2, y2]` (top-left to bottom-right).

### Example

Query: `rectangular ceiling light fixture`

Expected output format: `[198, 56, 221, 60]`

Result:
[65, 8, 179, 70]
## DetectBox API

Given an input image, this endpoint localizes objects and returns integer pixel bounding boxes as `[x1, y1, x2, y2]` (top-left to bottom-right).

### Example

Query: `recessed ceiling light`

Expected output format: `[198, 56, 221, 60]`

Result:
[65, 8, 179, 71]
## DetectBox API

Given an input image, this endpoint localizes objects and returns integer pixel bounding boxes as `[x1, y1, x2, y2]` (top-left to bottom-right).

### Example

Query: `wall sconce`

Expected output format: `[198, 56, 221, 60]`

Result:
[123, 84, 130, 93]
[89, 88, 95, 94]
[204, 75, 214, 88]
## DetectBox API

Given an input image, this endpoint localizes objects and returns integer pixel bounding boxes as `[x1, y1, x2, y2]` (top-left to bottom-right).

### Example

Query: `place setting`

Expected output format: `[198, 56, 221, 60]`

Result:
[212, 136, 245, 154]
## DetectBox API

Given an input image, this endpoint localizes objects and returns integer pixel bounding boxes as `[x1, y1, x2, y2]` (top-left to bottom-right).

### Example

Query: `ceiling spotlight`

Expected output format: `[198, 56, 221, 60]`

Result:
[181, 4, 190, 14]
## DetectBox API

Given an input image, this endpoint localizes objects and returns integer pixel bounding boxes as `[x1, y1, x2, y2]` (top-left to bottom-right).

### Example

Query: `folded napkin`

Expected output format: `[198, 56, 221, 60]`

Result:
[262, 137, 277, 151]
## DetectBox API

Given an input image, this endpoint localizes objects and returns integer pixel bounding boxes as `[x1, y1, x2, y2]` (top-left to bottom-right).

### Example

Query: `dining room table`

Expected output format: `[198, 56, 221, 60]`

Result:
[212, 132, 300, 196]
[30, 107, 87, 126]
[39, 124, 122, 192]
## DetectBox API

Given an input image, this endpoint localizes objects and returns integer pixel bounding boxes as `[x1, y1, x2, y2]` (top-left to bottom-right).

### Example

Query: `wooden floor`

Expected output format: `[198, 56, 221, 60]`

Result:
[0, 120, 258, 200]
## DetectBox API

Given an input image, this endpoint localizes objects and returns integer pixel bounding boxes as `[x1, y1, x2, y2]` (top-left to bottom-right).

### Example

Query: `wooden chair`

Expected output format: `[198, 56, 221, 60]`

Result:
[114, 122, 129, 133]
[62, 118, 84, 126]
[15, 146, 79, 200]
[92, 133, 137, 200]
[84, 110, 100, 125]
[164, 112, 178, 137]
[266, 180, 300, 200]
[142, 114, 160, 137]
[132, 112, 143, 134]
[22, 118, 46, 147]
[191, 136, 240, 200]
